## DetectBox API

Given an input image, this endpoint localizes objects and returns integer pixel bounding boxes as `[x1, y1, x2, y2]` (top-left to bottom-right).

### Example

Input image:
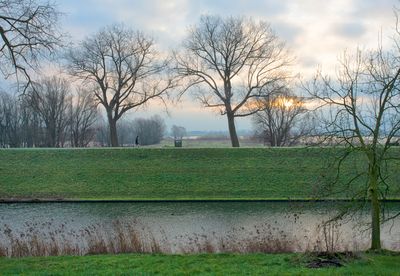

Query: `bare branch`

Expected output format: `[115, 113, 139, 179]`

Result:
[0, 0, 63, 92]
[174, 15, 292, 147]
[66, 24, 175, 147]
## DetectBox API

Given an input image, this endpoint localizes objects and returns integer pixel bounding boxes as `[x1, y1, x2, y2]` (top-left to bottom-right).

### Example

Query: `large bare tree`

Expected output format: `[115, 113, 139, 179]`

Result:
[306, 45, 400, 250]
[175, 15, 291, 147]
[66, 24, 175, 147]
[0, 0, 62, 90]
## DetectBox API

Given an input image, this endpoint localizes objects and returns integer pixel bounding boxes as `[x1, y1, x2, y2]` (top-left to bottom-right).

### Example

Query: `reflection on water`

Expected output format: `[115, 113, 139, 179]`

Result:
[0, 202, 399, 256]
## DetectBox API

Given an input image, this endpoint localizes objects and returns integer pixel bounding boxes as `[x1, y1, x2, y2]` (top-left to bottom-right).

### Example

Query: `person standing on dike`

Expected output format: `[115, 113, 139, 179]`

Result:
[135, 135, 139, 147]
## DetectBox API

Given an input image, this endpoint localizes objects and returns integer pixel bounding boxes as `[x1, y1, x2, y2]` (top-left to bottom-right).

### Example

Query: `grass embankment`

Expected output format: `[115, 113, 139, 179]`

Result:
[1, 253, 399, 275]
[0, 148, 399, 200]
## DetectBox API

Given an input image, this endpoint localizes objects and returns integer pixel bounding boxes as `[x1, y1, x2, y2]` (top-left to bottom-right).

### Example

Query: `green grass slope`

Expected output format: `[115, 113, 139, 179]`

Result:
[1, 253, 399, 275]
[0, 148, 399, 200]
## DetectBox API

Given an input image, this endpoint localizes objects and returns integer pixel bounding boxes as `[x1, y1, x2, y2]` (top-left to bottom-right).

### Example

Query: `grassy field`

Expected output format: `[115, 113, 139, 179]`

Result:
[0, 147, 399, 200]
[0, 252, 399, 275]
[153, 137, 264, 148]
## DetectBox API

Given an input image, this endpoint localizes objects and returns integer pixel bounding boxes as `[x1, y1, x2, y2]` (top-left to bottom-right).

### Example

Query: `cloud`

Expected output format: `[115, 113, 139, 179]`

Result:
[271, 21, 303, 44]
[334, 22, 366, 38]
[352, 0, 397, 18]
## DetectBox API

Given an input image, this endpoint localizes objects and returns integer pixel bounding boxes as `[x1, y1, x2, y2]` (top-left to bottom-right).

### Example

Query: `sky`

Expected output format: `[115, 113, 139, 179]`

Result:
[54, 0, 399, 131]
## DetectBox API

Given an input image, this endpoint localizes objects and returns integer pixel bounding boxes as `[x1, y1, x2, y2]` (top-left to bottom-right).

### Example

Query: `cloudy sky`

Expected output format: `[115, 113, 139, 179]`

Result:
[58, 0, 397, 131]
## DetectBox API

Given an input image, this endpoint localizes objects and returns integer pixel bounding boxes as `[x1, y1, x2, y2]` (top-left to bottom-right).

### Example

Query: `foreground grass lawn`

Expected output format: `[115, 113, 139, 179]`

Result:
[0, 148, 399, 200]
[0, 253, 399, 275]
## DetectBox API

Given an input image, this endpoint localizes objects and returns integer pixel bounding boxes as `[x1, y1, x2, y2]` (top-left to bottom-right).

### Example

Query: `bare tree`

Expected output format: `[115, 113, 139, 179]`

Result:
[66, 24, 175, 147]
[0, 0, 62, 90]
[27, 76, 71, 147]
[116, 118, 133, 146]
[132, 115, 165, 146]
[94, 118, 110, 147]
[171, 125, 186, 140]
[306, 44, 400, 250]
[69, 89, 98, 147]
[19, 95, 42, 147]
[175, 15, 291, 147]
[0, 90, 45, 147]
[252, 89, 310, 146]
[0, 91, 22, 147]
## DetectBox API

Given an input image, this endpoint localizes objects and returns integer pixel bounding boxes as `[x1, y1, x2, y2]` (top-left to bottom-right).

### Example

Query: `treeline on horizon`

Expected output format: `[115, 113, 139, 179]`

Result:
[0, 86, 166, 147]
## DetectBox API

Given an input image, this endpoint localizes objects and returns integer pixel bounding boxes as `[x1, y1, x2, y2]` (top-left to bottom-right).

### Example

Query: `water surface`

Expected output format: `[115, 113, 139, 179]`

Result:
[0, 201, 399, 255]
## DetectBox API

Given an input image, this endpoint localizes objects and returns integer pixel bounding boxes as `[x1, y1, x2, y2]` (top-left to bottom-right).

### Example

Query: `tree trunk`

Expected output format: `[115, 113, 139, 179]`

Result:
[226, 111, 240, 147]
[108, 117, 119, 147]
[47, 121, 56, 147]
[369, 166, 381, 250]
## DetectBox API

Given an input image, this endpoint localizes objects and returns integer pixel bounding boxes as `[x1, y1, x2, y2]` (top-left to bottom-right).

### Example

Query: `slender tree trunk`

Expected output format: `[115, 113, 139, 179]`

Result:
[72, 129, 79, 147]
[108, 116, 119, 147]
[271, 133, 277, 147]
[369, 165, 381, 250]
[47, 121, 56, 147]
[226, 111, 240, 147]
